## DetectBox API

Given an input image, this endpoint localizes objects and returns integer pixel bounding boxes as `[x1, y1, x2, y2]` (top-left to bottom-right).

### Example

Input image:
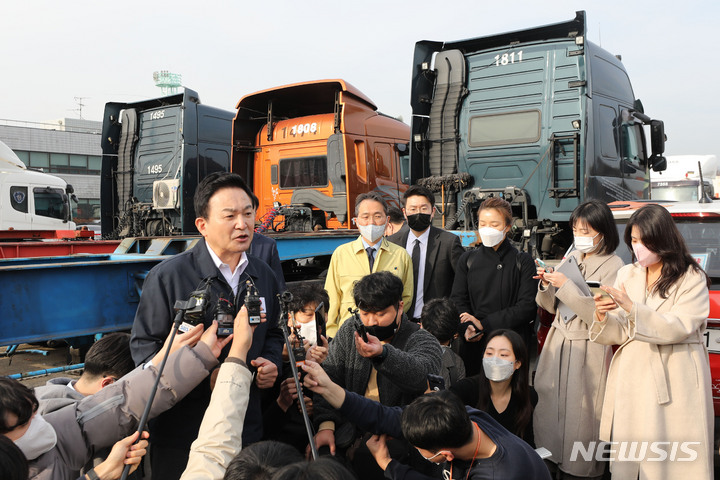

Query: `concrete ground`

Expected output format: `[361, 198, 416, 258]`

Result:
[0, 343, 83, 388]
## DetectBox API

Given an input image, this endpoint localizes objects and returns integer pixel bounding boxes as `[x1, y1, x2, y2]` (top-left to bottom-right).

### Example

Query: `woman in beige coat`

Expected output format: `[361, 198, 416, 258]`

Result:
[592, 204, 712, 480]
[534, 200, 624, 479]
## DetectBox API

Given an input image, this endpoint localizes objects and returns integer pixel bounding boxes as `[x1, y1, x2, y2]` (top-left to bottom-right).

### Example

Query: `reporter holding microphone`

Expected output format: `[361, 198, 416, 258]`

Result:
[591, 204, 712, 479]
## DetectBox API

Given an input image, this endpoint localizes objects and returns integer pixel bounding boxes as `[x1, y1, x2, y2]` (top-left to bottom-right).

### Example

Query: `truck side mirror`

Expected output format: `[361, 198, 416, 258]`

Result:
[649, 120, 666, 172]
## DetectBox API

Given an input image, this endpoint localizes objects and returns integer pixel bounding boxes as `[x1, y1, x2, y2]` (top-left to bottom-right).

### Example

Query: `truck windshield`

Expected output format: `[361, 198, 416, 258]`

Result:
[468, 110, 541, 147]
[34, 187, 66, 220]
[279, 156, 328, 188]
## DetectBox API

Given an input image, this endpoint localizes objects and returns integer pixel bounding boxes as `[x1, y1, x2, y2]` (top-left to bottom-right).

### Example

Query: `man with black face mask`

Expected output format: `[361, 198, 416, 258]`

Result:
[312, 271, 442, 479]
[388, 185, 466, 321]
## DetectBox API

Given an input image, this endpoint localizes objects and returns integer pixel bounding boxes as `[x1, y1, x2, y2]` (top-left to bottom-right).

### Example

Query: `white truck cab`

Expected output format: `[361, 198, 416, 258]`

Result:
[0, 140, 76, 231]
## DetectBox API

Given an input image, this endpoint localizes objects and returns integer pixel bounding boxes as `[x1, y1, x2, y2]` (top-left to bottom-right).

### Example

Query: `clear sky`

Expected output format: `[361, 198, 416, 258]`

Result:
[1, 0, 717, 162]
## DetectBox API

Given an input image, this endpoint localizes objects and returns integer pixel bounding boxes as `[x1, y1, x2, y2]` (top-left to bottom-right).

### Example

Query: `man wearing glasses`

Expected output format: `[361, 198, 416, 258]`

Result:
[324, 192, 413, 338]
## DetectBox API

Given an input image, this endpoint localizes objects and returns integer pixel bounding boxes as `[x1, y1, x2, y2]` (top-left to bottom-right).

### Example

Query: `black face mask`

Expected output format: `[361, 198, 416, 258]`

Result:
[365, 306, 401, 341]
[406, 213, 432, 232]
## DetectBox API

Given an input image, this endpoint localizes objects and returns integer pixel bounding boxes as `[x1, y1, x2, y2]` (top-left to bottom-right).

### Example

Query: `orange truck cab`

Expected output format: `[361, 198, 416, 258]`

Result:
[231, 79, 410, 232]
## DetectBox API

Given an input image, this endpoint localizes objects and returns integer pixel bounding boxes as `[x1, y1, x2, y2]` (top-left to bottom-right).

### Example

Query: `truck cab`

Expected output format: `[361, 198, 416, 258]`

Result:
[0, 140, 75, 231]
[232, 79, 410, 232]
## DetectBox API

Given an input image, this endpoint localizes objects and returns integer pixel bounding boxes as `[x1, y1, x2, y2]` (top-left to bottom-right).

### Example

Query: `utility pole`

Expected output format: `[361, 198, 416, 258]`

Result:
[73, 96, 88, 119]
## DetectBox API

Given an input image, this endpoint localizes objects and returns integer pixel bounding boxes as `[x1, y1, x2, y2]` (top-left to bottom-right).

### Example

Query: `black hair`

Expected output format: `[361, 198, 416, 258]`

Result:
[270, 457, 356, 480]
[387, 206, 405, 225]
[401, 390, 473, 451]
[354, 192, 388, 216]
[624, 204, 710, 297]
[569, 199, 619, 255]
[0, 436, 27, 480]
[224, 441, 303, 480]
[0, 378, 38, 434]
[403, 185, 435, 208]
[82, 332, 134, 380]
[194, 172, 254, 219]
[420, 298, 459, 344]
[288, 282, 330, 336]
[353, 271, 404, 313]
[475, 329, 532, 440]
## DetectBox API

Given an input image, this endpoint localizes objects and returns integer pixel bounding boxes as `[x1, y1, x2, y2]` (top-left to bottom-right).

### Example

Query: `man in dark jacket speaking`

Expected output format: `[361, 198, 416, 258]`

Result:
[130, 172, 283, 480]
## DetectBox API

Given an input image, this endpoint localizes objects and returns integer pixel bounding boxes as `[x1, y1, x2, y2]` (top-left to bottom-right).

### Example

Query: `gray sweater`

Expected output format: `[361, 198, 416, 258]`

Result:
[314, 315, 442, 428]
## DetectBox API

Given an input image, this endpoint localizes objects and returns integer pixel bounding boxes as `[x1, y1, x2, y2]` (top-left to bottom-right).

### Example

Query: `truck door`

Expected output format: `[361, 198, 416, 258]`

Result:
[4, 185, 32, 230]
[30, 185, 68, 229]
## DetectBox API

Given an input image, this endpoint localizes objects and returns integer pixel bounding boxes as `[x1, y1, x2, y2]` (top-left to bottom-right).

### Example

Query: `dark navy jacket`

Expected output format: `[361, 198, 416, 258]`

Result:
[130, 238, 283, 453]
[249, 232, 286, 290]
[338, 391, 550, 480]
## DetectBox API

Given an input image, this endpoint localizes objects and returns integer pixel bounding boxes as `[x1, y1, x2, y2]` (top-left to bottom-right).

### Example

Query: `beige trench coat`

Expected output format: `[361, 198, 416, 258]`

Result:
[589, 263, 712, 480]
[534, 251, 624, 477]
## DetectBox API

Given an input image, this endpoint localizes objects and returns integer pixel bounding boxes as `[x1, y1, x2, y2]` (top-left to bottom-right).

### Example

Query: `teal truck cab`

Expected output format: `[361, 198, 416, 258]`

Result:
[409, 11, 667, 257]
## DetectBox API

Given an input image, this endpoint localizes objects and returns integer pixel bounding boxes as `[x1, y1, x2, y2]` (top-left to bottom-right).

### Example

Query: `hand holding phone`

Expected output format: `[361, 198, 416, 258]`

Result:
[587, 281, 615, 302]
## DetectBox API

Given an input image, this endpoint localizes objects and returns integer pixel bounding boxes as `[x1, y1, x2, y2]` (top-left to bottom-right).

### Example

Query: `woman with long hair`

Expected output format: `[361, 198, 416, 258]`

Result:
[533, 199, 623, 479]
[592, 204, 712, 479]
[450, 329, 536, 446]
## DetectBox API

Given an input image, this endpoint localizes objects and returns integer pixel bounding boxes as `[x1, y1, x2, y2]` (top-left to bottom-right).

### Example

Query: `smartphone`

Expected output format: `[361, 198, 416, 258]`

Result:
[535, 258, 553, 273]
[468, 326, 484, 340]
[587, 281, 614, 301]
[427, 373, 446, 392]
[355, 321, 369, 343]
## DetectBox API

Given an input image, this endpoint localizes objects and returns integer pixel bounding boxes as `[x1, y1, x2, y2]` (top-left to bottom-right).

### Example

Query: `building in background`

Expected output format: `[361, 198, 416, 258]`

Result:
[0, 118, 102, 222]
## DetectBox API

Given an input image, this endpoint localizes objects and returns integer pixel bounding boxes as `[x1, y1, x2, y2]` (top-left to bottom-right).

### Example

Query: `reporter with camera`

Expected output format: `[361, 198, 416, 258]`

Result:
[312, 271, 441, 479]
[180, 306, 261, 480]
[0, 321, 229, 480]
[130, 173, 283, 480]
[303, 359, 550, 480]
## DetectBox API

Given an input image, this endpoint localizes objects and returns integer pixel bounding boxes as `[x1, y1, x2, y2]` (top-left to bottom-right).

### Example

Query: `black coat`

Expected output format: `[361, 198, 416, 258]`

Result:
[129, 238, 283, 464]
[387, 225, 465, 319]
[450, 239, 538, 375]
[249, 232, 286, 290]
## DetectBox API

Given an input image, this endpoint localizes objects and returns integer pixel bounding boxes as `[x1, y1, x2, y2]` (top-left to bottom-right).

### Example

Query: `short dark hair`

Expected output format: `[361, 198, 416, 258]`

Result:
[270, 457, 356, 480]
[569, 199, 619, 255]
[0, 436, 27, 480]
[353, 272, 404, 313]
[288, 282, 330, 336]
[224, 441, 302, 480]
[194, 172, 254, 219]
[420, 298, 460, 344]
[403, 185, 435, 208]
[401, 390, 473, 451]
[0, 378, 37, 434]
[82, 333, 134, 380]
[354, 192, 388, 216]
[387, 206, 405, 225]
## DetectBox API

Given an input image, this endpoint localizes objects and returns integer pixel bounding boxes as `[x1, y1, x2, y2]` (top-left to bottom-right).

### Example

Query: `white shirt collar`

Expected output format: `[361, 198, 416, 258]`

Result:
[409, 226, 431, 246]
[205, 242, 248, 295]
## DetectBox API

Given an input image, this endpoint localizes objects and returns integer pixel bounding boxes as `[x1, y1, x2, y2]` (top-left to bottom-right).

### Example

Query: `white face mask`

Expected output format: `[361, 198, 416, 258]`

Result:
[298, 319, 318, 347]
[574, 232, 602, 254]
[478, 226, 506, 248]
[358, 223, 386, 243]
[14, 414, 57, 460]
[482, 356, 516, 382]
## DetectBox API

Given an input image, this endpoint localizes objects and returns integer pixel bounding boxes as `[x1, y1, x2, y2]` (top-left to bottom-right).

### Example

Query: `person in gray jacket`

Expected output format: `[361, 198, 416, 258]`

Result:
[1, 321, 231, 480]
[312, 271, 442, 479]
[35, 333, 135, 415]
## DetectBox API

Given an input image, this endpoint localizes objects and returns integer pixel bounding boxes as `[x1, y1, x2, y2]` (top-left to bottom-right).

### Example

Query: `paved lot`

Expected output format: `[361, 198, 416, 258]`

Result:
[1, 343, 83, 388]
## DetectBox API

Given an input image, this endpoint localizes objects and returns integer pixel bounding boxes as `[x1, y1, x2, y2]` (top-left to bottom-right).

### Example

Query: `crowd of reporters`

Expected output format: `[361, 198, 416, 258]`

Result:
[0, 173, 713, 480]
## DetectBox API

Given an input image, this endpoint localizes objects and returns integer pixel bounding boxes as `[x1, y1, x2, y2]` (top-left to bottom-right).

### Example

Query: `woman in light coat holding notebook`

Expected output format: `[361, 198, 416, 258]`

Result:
[533, 200, 624, 479]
